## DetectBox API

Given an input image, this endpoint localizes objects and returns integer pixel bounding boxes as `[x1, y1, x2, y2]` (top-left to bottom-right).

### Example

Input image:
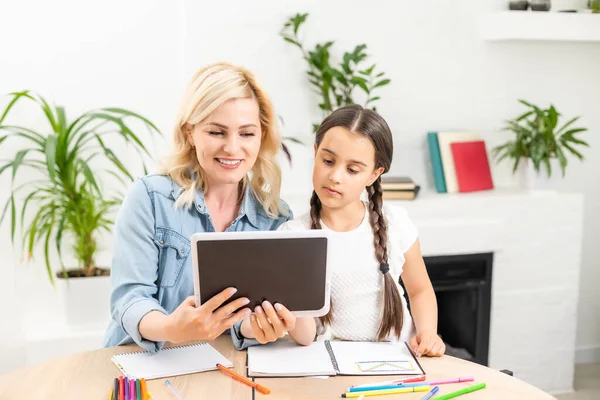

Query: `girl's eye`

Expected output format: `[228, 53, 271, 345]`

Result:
[241, 132, 255, 137]
[348, 169, 358, 174]
[322, 158, 333, 165]
[208, 131, 225, 136]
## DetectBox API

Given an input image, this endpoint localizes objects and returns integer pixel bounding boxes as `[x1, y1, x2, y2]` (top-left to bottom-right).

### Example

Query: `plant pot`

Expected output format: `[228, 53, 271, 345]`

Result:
[530, 0, 552, 10]
[516, 157, 564, 190]
[509, 0, 530, 10]
[55, 268, 111, 328]
[551, 0, 588, 11]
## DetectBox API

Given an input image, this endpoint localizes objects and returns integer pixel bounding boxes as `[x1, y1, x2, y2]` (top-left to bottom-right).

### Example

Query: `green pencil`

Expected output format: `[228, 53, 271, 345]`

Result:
[434, 383, 486, 400]
[136, 379, 141, 400]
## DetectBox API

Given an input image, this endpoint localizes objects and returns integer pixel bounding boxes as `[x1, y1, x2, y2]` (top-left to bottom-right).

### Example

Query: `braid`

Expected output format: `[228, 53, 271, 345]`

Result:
[309, 190, 322, 229]
[368, 179, 404, 340]
[310, 190, 333, 325]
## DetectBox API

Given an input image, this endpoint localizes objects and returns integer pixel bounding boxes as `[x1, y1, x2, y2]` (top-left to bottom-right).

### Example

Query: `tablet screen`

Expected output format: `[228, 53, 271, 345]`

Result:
[196, 236, 328, 313]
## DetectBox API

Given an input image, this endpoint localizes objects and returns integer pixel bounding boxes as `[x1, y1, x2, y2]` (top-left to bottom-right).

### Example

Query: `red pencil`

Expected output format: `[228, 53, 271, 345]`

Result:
[118, 376, 124, 400]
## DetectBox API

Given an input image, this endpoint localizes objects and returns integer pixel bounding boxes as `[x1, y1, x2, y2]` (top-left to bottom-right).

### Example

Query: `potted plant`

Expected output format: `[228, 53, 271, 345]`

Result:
[491, 99, 588, 189]
[0, 91, 161, 326]
[281, 13, 391, 132]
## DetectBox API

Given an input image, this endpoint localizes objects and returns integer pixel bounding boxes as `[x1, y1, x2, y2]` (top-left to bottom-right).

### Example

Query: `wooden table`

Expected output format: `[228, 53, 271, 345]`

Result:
[0, 336, 556, 400]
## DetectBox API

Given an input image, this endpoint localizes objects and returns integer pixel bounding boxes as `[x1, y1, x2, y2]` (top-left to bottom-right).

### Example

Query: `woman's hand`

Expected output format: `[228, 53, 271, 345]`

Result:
[240, 301, 296, 343]
[166, 288, 251, 343]
[409, 331, 446, 357]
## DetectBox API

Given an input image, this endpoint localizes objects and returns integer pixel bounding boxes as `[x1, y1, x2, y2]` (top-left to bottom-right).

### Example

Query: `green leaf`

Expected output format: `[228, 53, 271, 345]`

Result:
[0, 91, 34, 124]
[10, 195, 16, 243]
[542, 158, 552, 178]
[11, 149, 30, 181]
[44, 221, 55, 286]
[283, 137, 304, 145]
[78, 159, 100, 195]
[351, 77, 369, 93]
[367, 96, 381, 104]
[555, 146, 568, 177]
[0, 196, 10, 226]
[44, 135, 58, 183]
[373, 79, 391, 88]
[556, 116, 580, 135]
[283, 36, 302, 49]
[375, 72, 385, 78]
[102, 108, 161, 134]
[562, 143, 584, 160]
[548, 105, 558, 130]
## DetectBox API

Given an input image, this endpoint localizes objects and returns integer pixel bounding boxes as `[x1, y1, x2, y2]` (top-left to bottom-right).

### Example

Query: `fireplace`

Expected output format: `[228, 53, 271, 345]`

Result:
[401, 252, 493, 366]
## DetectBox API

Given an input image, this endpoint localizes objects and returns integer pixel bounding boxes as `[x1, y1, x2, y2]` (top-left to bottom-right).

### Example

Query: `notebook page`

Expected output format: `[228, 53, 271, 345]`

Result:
[111, 343, 233, 380]
[247, 341, 336, 377]
[329, 341, 424, 376]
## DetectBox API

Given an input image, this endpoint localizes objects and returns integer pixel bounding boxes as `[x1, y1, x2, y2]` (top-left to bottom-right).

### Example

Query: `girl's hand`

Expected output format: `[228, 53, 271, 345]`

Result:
[240, 301, 296, 344]
[409, 331, 446, 357]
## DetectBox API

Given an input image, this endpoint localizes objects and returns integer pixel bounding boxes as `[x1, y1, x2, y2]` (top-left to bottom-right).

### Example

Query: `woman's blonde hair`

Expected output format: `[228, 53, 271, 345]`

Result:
[161, 62, 285, 218]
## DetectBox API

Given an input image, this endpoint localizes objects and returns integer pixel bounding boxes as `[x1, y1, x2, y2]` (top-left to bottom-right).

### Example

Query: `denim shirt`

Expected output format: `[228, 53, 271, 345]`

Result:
[102, 174, 292, 353]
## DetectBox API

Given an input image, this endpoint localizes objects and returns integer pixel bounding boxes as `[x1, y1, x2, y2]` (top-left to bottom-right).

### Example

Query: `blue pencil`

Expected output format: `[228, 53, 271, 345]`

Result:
[421, 386, 439, 400]
[349, 382, 429, 392]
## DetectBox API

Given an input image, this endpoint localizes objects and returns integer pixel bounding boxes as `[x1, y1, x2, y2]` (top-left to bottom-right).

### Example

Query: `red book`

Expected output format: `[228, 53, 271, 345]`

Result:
[450, 140, 494, 192]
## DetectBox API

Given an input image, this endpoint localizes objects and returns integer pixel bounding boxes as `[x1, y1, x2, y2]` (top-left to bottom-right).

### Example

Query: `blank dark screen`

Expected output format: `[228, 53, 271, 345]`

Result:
[197, 237, 328, 311]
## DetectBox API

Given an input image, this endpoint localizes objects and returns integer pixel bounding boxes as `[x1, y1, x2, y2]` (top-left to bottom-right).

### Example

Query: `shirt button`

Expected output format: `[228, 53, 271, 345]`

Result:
[180, 249, 184, 255]
[160, 240, 164, 244]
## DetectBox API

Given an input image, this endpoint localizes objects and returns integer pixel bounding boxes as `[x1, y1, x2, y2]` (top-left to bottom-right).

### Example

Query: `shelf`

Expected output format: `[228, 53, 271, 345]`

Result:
[479, 11, 600, 42]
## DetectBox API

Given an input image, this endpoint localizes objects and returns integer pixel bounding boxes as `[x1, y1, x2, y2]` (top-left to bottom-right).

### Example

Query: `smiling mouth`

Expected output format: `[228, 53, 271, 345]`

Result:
[216, 158, 242, 166]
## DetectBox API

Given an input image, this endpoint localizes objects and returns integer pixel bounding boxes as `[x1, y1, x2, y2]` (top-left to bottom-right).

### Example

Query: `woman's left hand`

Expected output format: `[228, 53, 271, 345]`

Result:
[409, 331, 445, 357]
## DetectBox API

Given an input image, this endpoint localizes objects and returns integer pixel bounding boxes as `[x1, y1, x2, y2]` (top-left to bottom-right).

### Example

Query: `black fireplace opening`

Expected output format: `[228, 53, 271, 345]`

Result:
[400, 252, 493, 366]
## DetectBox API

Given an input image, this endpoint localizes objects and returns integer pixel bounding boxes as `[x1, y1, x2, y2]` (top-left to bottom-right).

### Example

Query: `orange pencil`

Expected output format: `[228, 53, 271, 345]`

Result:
[216, 363, 270, 395]
[140, 378, 147, 400]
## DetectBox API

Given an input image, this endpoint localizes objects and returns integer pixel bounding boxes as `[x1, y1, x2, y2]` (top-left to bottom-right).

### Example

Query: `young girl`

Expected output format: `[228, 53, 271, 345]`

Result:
[251, 104, 445, 357]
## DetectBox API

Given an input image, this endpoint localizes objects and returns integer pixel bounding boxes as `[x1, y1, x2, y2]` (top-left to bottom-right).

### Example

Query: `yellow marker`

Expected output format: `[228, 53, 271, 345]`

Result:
[342, 385, 430, 398]
[108, 388, 114, 400]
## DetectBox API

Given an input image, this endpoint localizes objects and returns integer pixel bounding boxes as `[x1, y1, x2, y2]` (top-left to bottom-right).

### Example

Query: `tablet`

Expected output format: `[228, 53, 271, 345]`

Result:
[191, 229, 331, 317]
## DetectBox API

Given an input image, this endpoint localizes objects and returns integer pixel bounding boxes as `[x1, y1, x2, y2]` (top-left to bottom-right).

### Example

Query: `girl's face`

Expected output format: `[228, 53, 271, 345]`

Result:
[185, 97, 262, 187]
[313, 126, 384, 210]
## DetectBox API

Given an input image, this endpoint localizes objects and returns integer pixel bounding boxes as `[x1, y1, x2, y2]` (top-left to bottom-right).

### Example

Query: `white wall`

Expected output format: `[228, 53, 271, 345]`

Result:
[1, 0, 598, 371]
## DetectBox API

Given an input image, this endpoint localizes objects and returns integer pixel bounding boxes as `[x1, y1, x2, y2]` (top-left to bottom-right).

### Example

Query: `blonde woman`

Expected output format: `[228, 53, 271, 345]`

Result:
[103, 63, 312, 353]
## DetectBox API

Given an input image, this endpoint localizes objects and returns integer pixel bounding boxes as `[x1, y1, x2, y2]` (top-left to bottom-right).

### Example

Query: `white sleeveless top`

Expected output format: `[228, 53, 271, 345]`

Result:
[278, 202, 418, 342]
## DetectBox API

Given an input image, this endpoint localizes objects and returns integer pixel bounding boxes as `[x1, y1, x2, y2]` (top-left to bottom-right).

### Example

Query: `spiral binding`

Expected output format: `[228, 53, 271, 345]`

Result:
[324, 340, 339, 373]
[116, 342, 207, 357]
[111, 342, 209, 378]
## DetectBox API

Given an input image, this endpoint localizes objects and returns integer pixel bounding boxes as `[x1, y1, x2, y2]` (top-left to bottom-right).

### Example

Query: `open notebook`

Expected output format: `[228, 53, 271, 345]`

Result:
[247, 340, 425, 377]
[111, 343, 233, 380]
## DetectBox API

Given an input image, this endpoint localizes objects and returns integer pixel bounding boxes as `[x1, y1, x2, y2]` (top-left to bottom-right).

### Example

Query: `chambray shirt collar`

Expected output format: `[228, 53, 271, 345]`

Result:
[171, 180, 260, 228]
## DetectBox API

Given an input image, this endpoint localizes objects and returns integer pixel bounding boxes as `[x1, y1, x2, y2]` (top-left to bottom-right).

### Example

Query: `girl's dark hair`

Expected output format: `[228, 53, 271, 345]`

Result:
[310, 104, 402, 340]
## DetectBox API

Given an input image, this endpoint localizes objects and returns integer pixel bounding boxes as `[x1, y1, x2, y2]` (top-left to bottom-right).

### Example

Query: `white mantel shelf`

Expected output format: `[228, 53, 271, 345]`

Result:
[479, 11, 600, 42]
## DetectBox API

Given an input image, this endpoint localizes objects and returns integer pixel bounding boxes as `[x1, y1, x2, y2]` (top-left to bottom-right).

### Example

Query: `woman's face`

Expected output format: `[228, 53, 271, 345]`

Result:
[186, 97, 262, 187]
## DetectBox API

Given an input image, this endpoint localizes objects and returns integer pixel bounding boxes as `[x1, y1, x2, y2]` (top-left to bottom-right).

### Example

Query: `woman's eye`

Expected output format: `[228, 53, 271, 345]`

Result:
[208, 131, 225, 136]
[322, 159, 333, 165]
[241, 132, 255, 137]
[348, 169, 358, 174]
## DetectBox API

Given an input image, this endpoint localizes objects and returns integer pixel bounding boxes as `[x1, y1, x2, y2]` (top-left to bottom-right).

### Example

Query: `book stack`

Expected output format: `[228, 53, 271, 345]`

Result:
[427, 131, 494, 194]
[381, 176, 420, 200]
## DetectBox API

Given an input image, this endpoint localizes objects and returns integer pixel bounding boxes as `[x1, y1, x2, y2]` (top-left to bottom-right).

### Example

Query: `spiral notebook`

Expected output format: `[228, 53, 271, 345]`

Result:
[111, 342, 233, 380]
[247, 340, 425, 377]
